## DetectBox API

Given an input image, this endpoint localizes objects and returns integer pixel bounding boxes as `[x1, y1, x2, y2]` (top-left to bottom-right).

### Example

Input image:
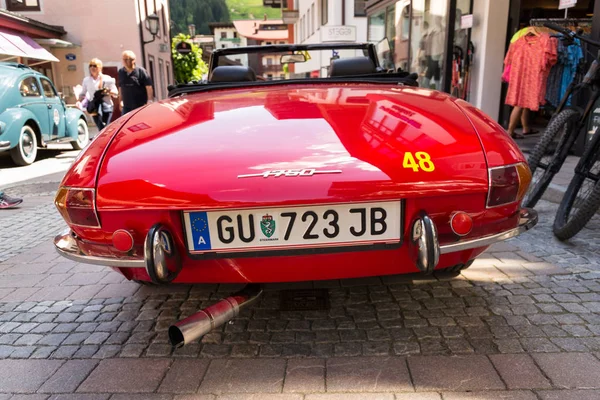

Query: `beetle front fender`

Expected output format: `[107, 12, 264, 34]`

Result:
[0, 108, 42, 150]
[65, 107, 86, 139]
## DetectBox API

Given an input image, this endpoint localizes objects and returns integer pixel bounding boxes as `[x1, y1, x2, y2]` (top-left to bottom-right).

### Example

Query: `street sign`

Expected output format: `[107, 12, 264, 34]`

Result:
[65, 53, 76, 61]
[159, 43, 169, 53]
[559, 0, 577, 9]
[175, 41, 192, 55]
[321, 26, 356, 42]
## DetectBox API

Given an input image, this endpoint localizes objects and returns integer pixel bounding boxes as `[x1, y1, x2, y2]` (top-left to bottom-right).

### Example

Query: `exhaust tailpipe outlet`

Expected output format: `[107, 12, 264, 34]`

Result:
[168, 284, 262, 348]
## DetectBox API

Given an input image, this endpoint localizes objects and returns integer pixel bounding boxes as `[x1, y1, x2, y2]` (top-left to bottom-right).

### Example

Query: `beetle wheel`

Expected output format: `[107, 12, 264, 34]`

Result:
[10, 124, 38, 166]
[71, 119, 90, 150]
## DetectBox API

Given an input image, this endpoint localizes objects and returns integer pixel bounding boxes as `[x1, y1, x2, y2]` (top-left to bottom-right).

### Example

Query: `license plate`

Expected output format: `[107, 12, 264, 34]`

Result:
[183, 201, 402, 254]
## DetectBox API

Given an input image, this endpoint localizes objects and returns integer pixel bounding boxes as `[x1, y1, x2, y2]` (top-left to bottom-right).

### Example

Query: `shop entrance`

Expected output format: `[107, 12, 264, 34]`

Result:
[500, 0, 598, 155]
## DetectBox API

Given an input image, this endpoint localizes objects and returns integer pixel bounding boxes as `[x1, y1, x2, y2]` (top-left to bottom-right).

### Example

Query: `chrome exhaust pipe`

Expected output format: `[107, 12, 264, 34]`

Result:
[168, 284, 263, 348]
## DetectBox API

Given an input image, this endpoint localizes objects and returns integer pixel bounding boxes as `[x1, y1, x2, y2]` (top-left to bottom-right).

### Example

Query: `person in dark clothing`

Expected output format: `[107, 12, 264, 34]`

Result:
[118, 50, 154, 115]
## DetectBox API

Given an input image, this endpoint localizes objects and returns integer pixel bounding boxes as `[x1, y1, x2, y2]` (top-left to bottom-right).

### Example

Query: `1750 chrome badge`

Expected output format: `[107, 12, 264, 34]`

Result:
[238, 169, 342, 178]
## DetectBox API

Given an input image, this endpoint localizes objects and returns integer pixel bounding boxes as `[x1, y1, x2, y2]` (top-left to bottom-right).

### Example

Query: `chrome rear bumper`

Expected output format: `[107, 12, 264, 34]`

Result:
[54, 208, 537, 269]
[440, 208, 538, 254]
[0, 141, 11, 151]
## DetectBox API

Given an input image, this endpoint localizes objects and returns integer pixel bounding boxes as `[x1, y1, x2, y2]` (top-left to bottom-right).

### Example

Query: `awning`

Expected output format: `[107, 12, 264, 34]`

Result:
[0, 27, 59, 62]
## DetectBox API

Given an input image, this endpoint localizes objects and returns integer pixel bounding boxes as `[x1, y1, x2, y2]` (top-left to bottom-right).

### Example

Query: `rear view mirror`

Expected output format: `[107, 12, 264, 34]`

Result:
[280, 53, 307, 64]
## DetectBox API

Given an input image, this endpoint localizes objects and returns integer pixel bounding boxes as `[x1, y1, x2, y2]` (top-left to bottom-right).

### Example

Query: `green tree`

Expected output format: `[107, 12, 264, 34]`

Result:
[171, 33, 208, 84]
[170, 0, 230, 35]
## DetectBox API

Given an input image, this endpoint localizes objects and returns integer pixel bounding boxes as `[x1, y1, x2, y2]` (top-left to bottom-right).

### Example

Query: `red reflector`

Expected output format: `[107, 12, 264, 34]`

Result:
[450, 212, 473, 236]
[488, 165, 519, 207]
[113, 230, 134, 252]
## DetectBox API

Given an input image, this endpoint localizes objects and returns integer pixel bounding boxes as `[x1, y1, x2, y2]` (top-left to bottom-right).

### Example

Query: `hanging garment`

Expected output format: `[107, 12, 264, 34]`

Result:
[504, 32, 558, 111]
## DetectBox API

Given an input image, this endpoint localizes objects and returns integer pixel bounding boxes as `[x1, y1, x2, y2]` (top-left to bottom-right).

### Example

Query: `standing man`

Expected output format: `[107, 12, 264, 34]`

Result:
[118, 50, 154, 115]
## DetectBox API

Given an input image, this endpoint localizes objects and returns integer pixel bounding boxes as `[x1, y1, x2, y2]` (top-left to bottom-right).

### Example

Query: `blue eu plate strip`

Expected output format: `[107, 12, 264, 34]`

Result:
[189, 212, 212, 251]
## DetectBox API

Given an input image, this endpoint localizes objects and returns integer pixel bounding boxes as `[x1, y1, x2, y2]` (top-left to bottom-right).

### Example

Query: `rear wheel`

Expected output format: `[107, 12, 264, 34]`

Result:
[10, 124, 38, 166]
[523, 108, 581, 208]
[71, 118, 90, 150]
[553, 147, 600, 240]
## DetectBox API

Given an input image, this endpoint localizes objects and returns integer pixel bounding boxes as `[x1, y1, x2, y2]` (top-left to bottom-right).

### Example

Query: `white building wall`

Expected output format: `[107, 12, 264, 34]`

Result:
[469, 0, 510, 121]
[214, 27, 248, 66]
[293, 0, 368, 77]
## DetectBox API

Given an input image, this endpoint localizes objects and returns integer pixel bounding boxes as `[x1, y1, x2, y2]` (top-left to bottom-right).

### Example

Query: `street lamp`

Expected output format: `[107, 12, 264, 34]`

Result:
[143, 13, 160, 45]
[188, 24, 196, 38]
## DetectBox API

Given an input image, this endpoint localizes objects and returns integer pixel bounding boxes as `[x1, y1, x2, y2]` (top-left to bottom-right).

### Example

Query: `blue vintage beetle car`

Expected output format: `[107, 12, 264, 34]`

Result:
[0, 62, 89, 165]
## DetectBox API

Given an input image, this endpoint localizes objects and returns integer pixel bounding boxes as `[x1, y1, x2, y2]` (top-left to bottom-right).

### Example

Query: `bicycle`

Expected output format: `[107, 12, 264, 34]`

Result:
[522, 23, 600, 240]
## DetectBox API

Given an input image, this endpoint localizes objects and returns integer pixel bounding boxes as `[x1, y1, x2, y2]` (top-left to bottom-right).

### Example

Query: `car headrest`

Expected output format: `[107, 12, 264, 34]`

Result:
[209, 66, 256, 82]
[329, 56, 377, 77]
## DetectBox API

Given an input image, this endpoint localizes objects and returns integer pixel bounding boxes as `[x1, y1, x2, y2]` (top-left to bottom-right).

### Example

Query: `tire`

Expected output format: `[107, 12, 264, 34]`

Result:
[10, 124, 38, 166]
[523, 108, 581, 208]
[71, 118, 90, 150]
[553, 157, 600, 241]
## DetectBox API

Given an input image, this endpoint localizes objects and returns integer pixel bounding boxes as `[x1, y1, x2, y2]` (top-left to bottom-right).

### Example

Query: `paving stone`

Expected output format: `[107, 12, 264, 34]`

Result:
[305, 395, 394, 400]
[409, 355, 505, 391]
[0, 360, 62, 392]
[536, 389, 600, 400]
[73, 345, 99, 359]
[38, 360, 98, 393]
[326, 356, 411, 392]
[198, 359, 286, 394]
[533, 353, 600, 389]
[78, 358, 171, 393]
[158, 359, 210, 394]
[490, 354, 551, 389]
[49, 345, 79, 359]
[283, 358, 325, 393]
[442, 391, 538, 400]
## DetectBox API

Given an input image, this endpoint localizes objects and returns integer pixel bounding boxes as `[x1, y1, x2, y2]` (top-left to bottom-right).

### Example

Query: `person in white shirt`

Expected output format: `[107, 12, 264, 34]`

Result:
[76, 58, 118, 131]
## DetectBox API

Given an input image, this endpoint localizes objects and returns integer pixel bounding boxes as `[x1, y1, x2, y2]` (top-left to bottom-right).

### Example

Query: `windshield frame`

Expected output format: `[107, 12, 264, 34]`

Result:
[208, 42, 381, 74]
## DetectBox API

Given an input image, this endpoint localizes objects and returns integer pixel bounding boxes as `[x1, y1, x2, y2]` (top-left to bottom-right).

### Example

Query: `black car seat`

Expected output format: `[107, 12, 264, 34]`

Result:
[209, 66, 257, 82]
[329, 56, 377, 77]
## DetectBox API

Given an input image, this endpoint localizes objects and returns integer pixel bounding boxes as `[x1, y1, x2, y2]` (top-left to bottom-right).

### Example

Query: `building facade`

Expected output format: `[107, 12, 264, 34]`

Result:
[0, 0, 173, 118]
[210, 22, 249, 67]
[291, 0, 368, 77]
[233, 19, 288, 80]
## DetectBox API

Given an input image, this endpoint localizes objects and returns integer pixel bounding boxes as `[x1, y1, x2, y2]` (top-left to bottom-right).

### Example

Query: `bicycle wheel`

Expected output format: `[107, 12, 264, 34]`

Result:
[553, 141, 600, 241]
[523, 108, 581, 208]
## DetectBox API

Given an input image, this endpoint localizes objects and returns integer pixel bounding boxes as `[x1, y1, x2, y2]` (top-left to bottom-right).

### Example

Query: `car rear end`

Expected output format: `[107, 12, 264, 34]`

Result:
[53, 84, 536, 284]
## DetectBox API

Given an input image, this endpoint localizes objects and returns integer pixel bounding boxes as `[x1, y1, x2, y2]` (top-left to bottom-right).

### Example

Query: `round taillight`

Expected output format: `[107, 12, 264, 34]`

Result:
[112, 229, 134, 252]
[450, 212, 473, 236]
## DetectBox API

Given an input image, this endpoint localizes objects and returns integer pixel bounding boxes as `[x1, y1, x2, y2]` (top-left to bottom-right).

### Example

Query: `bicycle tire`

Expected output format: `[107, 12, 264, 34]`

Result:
[523, 108, 581, 208]
[553, 146, 600, 241]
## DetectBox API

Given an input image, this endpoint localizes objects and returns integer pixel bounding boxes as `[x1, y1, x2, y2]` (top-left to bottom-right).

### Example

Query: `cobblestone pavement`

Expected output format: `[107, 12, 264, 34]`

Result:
[1, 179, 600, 398]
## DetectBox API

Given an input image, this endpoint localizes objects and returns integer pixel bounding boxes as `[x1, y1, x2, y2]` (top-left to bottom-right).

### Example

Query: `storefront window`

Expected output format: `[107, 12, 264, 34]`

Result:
[368, 2, 410, 72]
[368, 10, 385, 43]
[410, 0, 448, 90]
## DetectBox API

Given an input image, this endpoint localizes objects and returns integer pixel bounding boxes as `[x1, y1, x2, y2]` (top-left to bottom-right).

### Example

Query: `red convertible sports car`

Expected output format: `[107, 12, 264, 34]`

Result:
[54, 43, 536, 346]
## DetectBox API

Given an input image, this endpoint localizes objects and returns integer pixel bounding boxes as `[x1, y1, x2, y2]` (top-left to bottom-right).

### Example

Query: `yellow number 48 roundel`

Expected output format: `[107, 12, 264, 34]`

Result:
[402, 152, 435, 172]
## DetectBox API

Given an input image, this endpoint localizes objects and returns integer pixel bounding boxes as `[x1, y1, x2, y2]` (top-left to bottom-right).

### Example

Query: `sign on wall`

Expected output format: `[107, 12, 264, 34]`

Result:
[65, 53, 76, 61]
[321, 26, 356, 42]
[461, 14, 473, 29]
[175, 41, 192, 54]
[559, 0, 577, 9]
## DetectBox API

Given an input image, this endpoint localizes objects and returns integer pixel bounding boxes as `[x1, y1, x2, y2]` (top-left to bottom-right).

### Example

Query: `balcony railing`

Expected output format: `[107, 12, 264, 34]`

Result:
[220, 37, 241, 43]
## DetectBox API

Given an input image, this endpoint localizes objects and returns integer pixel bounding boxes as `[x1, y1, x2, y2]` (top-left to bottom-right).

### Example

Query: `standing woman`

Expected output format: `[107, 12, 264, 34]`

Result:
[76, 58, 118, 131]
